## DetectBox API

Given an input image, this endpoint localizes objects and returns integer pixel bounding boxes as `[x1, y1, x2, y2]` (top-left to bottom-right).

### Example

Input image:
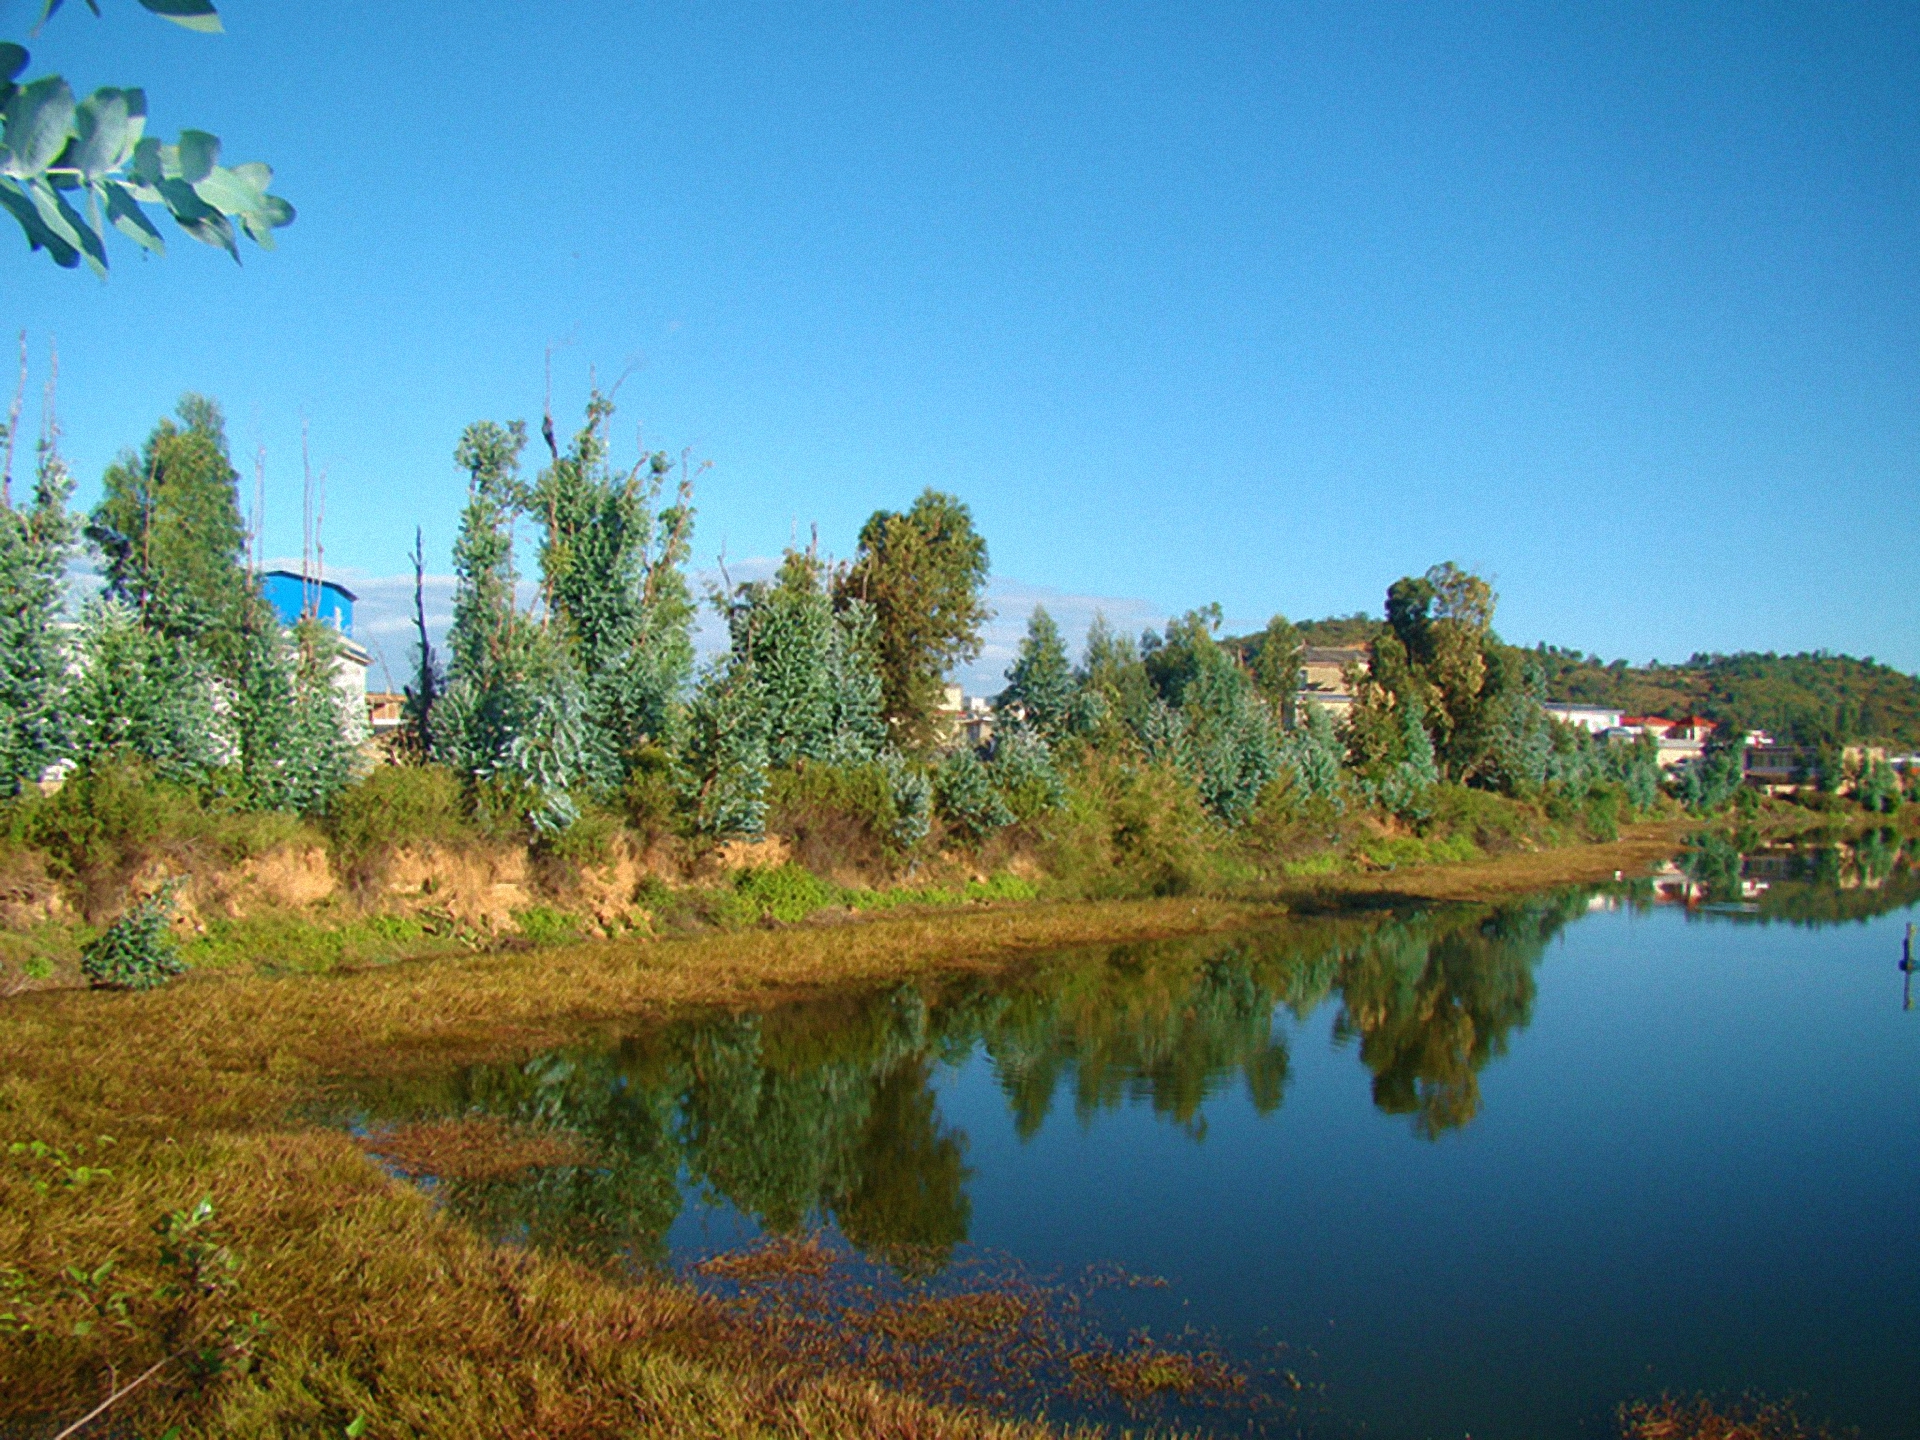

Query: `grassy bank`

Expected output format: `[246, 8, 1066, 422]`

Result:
[0, 821, 1871, 1438]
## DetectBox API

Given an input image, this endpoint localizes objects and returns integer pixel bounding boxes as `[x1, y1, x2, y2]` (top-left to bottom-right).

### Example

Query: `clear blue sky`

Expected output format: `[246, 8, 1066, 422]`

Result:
[9, 0, 1918, 683]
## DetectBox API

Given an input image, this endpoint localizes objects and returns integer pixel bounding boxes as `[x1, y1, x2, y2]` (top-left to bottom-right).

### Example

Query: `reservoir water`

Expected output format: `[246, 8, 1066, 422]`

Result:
[339, 839, 1920, 1438]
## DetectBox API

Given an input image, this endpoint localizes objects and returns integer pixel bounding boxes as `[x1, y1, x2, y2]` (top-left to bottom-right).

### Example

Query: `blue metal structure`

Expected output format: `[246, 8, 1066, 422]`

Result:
[260, 569, 357, 637]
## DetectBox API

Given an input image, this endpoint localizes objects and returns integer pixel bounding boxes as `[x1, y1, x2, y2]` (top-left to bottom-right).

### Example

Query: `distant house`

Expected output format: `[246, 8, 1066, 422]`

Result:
[1293, 645, 1368, 726]
[259, 568, 372, 712]
[1299, 646, 1368, 693]
[936, 684, 996, 748]
[1544, 702, 1623, 734]
[1743, 742, 1815, 791]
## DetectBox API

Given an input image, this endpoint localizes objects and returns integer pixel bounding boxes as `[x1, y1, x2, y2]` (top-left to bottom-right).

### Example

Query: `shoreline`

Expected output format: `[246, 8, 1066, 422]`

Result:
[0, 820, 1828, 1438]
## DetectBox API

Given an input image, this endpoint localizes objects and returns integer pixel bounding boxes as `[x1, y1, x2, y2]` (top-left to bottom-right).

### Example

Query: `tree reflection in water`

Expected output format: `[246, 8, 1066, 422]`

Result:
[340, 890, 1623, 1275]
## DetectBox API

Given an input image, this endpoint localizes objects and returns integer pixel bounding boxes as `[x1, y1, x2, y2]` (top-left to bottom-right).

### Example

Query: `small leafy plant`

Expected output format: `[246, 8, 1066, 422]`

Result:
[81, 882, 185, 990]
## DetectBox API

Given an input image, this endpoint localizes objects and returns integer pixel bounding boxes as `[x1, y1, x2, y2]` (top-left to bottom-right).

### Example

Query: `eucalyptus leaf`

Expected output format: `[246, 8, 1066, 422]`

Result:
[4, 76, 77, 178]
[102, 178, 163, 253]
[26, 174, 105, 275]
[0, 45, 28, 85]
[0, 173, 80, 265]
[129, 135, 162, 185]
[136, 0, 222, 33]
[157, 175, 235, 259]
[174, 128, 218, 183]
[68, 88, 144, 179]
[190, 163, 261, 216]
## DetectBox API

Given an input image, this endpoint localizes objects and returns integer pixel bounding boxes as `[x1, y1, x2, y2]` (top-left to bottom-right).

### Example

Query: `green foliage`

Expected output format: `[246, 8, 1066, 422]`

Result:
[513, 905, 583, 947]
[1, 2, 292, 275]
[998, 606, 1076, 741]
[435, 398, 698, 835]
[1533, 644, 1920, 749]
[1679, 739, 1746, 814]
[88, 397, 254, 661]
[1279, 701, 1345, 810]
[719, 549, 886, 768]
[0, 414, 75, 794]
[988, 725, 1067, 822]
[531, 391, 696, 760]
[64, 597, 228, 783]
[80, 881, 183, 989]
[1140, 607, 1283, 825]
[834, 489, 990, 751]
[324, 764, 471, 879]
[679, 659, 769, 837]
[1857, 757, 1902, 814]
[933, 746, 1013, 843]
[727, 863, 838, 924]
[1077, 611, 1151, 739]
[1237, 613, 1304, 719]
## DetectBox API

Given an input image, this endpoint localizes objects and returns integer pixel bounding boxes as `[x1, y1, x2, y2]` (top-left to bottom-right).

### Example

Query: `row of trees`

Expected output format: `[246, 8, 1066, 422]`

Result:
[0, 379, 1749, 866]
[0, 391, 362, 814]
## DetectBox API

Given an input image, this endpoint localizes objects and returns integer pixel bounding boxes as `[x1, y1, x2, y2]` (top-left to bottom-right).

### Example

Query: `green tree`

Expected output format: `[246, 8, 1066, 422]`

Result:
[719, 548, 885, 768]
[2, 1, 293, 275]
[1076, 611, 1151, 738]
[0, 406, 75, 792]
[87, 395, 256, 657]
[1248, 613, 1303, 721]
[1141, 607, 1283, 825]
[997, 605, 1075, 742]
[435, 418, 609, 832]
[530, 391, 696, 762]
[834, 489, 990, 751]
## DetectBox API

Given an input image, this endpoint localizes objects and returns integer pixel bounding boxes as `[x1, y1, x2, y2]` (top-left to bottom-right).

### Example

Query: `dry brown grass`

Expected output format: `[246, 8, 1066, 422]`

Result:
[1620, 1395, 1841, 1440]
[359, 1116, 593, 1182]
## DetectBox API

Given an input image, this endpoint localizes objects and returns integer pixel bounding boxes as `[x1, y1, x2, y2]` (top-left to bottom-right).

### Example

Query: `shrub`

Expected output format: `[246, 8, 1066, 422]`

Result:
[767, 762, 897, 873]
[325, 765, 472, 882]
[81, 885, 185, 990]
[934, 749, 1014, 844]
[22, 757, 208, 916]
[513, 905, 584, 947]
[727, 864, 839, 924]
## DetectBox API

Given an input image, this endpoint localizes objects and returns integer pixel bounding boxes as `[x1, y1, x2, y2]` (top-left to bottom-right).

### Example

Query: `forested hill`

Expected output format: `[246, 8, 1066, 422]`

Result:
[1240, 613, 1920, 749]
[1531, 648, 1920, 749]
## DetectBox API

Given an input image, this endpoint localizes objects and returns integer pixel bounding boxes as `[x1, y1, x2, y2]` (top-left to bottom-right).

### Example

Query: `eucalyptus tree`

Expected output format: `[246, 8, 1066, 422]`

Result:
[2, 0, 293, 274]
[998, 606, 1075, 742]
[530, 391, 696, 761]
[0, 412, 74, 791]
[717, 548, 885, 769]
[1140, 607, 1283, 825]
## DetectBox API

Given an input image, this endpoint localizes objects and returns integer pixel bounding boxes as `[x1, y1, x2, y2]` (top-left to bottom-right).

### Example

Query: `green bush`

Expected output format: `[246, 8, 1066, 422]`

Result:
[513, 905, 584, 947]
[767, 761, 900, 870]
[727, 864, 840, 924]
[325, 765, 472, 881]
[81, 885, 185, 990]
[1421, 784, 1546, 853]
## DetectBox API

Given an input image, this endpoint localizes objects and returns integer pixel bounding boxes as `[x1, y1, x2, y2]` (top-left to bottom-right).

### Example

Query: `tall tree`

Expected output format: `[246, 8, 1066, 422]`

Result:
[998, 606, 1075, 742]
[718, 548, 885, 769]
[2, 1, 294, 275]
[835, 489, 990, 751]
[530, 390, 695, 760]
[1248, 613, 1303, 721]
[88, 394, 252, 659]
[0, 393, 73, 792]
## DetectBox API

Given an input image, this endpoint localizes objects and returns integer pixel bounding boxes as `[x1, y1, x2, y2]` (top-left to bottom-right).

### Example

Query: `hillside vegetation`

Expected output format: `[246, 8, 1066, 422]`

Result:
[1532, 648, 1920, 748]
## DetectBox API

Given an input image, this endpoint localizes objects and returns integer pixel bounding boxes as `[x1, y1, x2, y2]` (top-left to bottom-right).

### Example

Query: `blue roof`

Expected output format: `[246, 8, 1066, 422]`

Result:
[260, 570, 356, 637]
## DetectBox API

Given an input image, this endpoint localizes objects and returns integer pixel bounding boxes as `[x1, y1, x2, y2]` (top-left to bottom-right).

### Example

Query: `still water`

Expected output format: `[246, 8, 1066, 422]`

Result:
[339, 838, 1920, 1438]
